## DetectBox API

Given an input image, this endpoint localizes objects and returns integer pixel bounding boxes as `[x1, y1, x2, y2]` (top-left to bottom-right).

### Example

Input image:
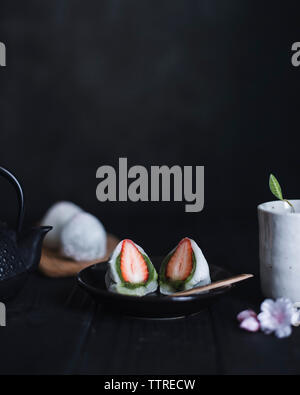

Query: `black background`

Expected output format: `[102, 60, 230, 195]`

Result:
[0, 0, 299, 268]
[1, 0, 300, 376]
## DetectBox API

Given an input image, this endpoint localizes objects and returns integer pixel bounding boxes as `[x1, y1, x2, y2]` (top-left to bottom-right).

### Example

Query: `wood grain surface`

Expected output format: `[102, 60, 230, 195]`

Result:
[39, 233, 119, 278]
[2, 271, 300, 374]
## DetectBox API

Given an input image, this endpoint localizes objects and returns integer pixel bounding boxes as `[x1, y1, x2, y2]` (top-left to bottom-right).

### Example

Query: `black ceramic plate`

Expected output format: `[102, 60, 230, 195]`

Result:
[77, 258, 233, 319]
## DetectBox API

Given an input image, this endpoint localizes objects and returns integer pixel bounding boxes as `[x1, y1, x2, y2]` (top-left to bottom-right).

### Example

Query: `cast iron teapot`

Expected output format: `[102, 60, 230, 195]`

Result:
[0, 167, 52, 300]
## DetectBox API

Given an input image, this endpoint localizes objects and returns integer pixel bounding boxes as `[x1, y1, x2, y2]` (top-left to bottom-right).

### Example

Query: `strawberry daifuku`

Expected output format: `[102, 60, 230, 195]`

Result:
[160, 237, 211, 295]
[106, 239, 158, 296]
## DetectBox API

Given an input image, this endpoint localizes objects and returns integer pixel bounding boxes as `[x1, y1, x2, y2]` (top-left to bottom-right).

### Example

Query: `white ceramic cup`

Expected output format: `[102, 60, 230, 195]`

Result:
[258, 200, 300, 302]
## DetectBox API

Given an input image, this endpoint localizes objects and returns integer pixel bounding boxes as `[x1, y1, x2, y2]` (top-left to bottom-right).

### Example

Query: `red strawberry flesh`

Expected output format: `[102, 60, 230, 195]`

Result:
[120, 239, 149, 284]
[166, 238, 193, 281]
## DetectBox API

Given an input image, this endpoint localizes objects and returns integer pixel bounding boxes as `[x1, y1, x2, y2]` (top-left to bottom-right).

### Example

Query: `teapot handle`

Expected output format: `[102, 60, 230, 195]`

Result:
[0, 167, 24, 234]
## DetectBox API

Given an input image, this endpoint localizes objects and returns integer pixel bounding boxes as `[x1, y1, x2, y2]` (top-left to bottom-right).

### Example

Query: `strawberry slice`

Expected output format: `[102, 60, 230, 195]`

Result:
[120, 239, 149, 284]
[166, 238, 193, 281]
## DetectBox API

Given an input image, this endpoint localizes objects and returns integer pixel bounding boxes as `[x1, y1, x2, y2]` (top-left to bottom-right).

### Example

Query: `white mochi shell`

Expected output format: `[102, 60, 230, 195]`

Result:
[160, 238, 211, 295]
[41, 201, 82, 249]
[60, 212, 107, 261]
[106, 240, 158, 296]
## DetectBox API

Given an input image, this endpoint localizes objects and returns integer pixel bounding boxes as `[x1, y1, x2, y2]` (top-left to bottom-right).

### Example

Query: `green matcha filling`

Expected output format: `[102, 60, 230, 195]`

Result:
[159, 251, 196, 291]
[115, 253, 156, 289]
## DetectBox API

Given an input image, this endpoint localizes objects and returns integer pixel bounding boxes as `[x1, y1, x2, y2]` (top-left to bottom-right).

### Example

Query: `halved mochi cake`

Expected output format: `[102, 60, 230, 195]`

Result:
[160, 237, 211, 295]
[106, 239, 158, 296]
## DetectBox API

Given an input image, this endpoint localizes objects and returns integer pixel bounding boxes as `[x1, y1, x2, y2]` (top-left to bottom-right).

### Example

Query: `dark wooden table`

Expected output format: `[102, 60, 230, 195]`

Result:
[1, 267, 300, 375]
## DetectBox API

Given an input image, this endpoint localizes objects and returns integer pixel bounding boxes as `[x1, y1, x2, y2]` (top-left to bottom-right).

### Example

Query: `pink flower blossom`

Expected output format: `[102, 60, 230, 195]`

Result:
[237, 309, 257, 323]
[240, 316, 260, 332]
[257, 298, 294, 338]
[237, 309, 260, 332]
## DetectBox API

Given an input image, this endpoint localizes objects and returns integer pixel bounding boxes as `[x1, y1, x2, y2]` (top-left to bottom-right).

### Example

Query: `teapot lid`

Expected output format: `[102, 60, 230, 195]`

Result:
[0, 167, 24, 234]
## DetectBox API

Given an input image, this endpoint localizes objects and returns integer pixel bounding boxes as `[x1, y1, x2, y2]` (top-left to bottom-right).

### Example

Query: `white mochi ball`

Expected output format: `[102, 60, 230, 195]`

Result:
[41, 201, 82, 249]
[60, 212, 107, 262]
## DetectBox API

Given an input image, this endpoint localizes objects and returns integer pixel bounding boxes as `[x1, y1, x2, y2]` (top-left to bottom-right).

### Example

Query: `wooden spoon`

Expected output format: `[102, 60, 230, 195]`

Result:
[169, 273, 254, 297]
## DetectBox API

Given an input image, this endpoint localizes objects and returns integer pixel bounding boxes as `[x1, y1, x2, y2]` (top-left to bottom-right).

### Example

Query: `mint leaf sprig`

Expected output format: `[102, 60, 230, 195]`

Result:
[269, 174, 295, 213]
